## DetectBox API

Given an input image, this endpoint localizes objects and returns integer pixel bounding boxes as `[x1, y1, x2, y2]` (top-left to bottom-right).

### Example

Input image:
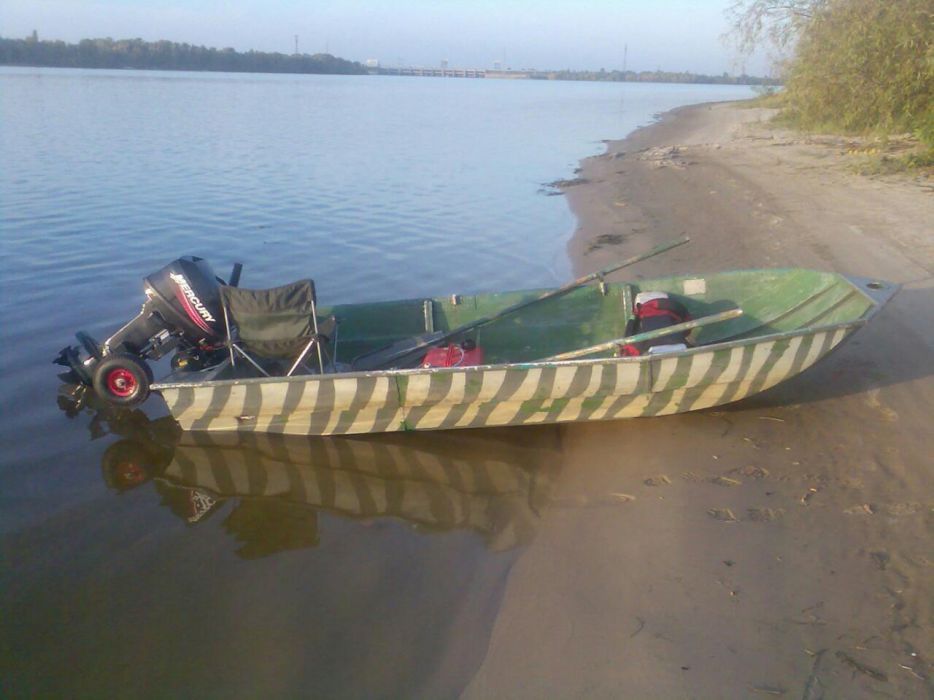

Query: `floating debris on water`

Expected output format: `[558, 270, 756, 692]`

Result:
[644, 475, 672, 487]
[709, 476, 742, 487]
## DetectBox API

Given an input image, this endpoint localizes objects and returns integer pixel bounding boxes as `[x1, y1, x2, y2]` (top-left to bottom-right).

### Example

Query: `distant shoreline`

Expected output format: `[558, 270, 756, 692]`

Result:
[0, 35, 778, 85]
[0, 63, 777, 87]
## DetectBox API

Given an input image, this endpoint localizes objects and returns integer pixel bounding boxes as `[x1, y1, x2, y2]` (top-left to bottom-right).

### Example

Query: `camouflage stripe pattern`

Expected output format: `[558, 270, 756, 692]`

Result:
[163, 431, 545, 550]
[157, 325, 855, 435]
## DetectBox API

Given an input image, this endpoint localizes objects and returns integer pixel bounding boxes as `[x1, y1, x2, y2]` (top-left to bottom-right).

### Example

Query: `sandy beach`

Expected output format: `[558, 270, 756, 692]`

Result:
[463, 102, 933, 698]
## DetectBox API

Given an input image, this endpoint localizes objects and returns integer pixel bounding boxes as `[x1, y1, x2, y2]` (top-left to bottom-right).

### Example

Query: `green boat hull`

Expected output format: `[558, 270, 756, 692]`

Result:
[153, 269, 896, 435]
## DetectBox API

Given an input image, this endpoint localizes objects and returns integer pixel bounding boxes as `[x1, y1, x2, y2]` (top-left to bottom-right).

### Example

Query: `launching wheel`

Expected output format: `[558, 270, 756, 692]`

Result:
[92, 353, 152, 407]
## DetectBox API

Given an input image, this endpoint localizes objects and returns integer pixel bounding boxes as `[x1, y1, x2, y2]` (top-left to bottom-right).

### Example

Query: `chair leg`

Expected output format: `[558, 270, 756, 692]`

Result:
[310, 299, 325, 374]
[222, 302, 237, 369]
[286, 339, 317, 377]
[330, 323, 339, 368]
[233, 345, 270, 377]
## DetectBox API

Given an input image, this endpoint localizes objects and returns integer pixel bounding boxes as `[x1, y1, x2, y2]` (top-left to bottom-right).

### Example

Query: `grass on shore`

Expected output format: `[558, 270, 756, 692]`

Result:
[744, 92, 933, 178]
[848, 148, 934, 177]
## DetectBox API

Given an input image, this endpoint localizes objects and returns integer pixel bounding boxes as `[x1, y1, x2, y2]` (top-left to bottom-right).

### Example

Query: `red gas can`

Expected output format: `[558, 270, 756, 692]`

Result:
[420, 341, 484, 368]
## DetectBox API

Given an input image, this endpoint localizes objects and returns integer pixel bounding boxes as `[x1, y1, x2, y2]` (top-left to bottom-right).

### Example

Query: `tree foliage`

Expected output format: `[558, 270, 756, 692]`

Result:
[728, 0, 933, 145]
[725, 0, 827, 55]
[783, 0, 933, 143]
[0, 36, 366, 75]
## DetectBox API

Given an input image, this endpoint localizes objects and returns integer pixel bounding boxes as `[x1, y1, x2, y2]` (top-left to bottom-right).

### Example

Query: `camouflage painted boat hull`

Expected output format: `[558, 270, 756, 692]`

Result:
[153, 270, 897, 435]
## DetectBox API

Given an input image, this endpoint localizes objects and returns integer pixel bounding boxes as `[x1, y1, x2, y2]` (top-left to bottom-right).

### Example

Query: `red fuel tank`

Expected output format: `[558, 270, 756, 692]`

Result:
[420, 342, 484, 368]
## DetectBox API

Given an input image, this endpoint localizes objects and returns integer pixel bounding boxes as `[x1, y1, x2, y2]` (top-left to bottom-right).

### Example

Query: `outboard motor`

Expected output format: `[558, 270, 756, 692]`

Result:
[55, 256, 237, 407]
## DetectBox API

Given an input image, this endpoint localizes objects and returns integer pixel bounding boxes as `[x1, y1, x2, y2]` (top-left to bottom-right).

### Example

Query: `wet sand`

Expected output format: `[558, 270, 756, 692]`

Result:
[463, 103, 933, 697]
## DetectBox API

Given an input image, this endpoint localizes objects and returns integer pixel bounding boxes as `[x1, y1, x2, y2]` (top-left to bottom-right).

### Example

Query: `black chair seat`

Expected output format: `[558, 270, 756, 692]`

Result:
[220, 279, 334, 376]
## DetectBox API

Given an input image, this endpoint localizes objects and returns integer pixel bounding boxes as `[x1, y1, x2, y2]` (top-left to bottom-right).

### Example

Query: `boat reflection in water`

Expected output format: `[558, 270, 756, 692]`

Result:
[66, 384, 562, 558]
[27, 386, 566, 698]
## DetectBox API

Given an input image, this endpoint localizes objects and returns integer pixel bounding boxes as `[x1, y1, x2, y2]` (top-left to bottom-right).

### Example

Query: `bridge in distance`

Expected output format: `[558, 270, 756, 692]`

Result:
[374, 67, 532, 79]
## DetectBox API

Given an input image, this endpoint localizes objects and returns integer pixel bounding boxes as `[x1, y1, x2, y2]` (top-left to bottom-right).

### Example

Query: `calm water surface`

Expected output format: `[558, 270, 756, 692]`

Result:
[0, 67, 752, 696]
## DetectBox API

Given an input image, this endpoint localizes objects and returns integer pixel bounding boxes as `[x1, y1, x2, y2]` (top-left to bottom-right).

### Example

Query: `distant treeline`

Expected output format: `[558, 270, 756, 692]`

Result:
[0, 35, 366, 75]
[533, 69, 778, 85]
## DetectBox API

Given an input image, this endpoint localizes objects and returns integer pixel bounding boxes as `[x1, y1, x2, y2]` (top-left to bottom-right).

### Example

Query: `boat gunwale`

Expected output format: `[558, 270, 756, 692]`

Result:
[152, 316, 869, 392]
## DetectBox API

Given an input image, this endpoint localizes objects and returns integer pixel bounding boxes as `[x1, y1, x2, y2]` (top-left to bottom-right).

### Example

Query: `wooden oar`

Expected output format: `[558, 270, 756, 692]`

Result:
[353, 235, 691, 370]
[541, 308, 743, 362]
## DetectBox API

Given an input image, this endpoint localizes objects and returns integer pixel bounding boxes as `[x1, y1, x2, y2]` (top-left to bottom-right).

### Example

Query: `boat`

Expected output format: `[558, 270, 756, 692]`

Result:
[54, 238, 898, 436]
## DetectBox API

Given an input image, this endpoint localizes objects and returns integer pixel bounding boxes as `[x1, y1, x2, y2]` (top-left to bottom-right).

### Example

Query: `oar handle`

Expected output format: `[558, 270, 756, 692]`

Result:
[469, 234, 693, 329]
[546, 235, 691, 297]
[352, 235, 692, 370]
[542, 307, 743, 362]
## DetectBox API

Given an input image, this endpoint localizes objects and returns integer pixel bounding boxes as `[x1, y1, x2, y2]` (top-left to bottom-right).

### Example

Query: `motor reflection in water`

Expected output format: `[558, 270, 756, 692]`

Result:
[60, 383, 562, 559]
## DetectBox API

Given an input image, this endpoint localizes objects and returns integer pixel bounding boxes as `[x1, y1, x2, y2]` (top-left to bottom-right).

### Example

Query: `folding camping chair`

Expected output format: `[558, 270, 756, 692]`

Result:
[219, 279, 336, 377]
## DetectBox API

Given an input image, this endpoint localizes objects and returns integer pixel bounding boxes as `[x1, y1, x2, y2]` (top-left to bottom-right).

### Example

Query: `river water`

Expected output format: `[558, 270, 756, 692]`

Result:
[0, 67, 753, 697]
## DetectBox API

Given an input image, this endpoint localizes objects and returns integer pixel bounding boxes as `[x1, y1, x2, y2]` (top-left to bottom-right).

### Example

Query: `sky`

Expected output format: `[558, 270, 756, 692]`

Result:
[0, 0, 772, 75]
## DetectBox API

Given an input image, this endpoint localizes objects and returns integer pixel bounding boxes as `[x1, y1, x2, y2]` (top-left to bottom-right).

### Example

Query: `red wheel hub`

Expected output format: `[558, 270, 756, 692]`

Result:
[116, 461, 146, 485]
[106, 368, 138, 397]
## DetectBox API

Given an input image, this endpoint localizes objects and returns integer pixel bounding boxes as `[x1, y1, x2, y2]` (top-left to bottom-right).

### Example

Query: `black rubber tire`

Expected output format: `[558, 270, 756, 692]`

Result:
[92, 353, 152, 407]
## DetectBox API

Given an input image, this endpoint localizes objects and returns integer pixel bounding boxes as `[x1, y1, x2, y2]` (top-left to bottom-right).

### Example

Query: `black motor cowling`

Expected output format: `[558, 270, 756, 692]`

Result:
[55, 256, 232, 407]
[142, 256, 225, 346]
